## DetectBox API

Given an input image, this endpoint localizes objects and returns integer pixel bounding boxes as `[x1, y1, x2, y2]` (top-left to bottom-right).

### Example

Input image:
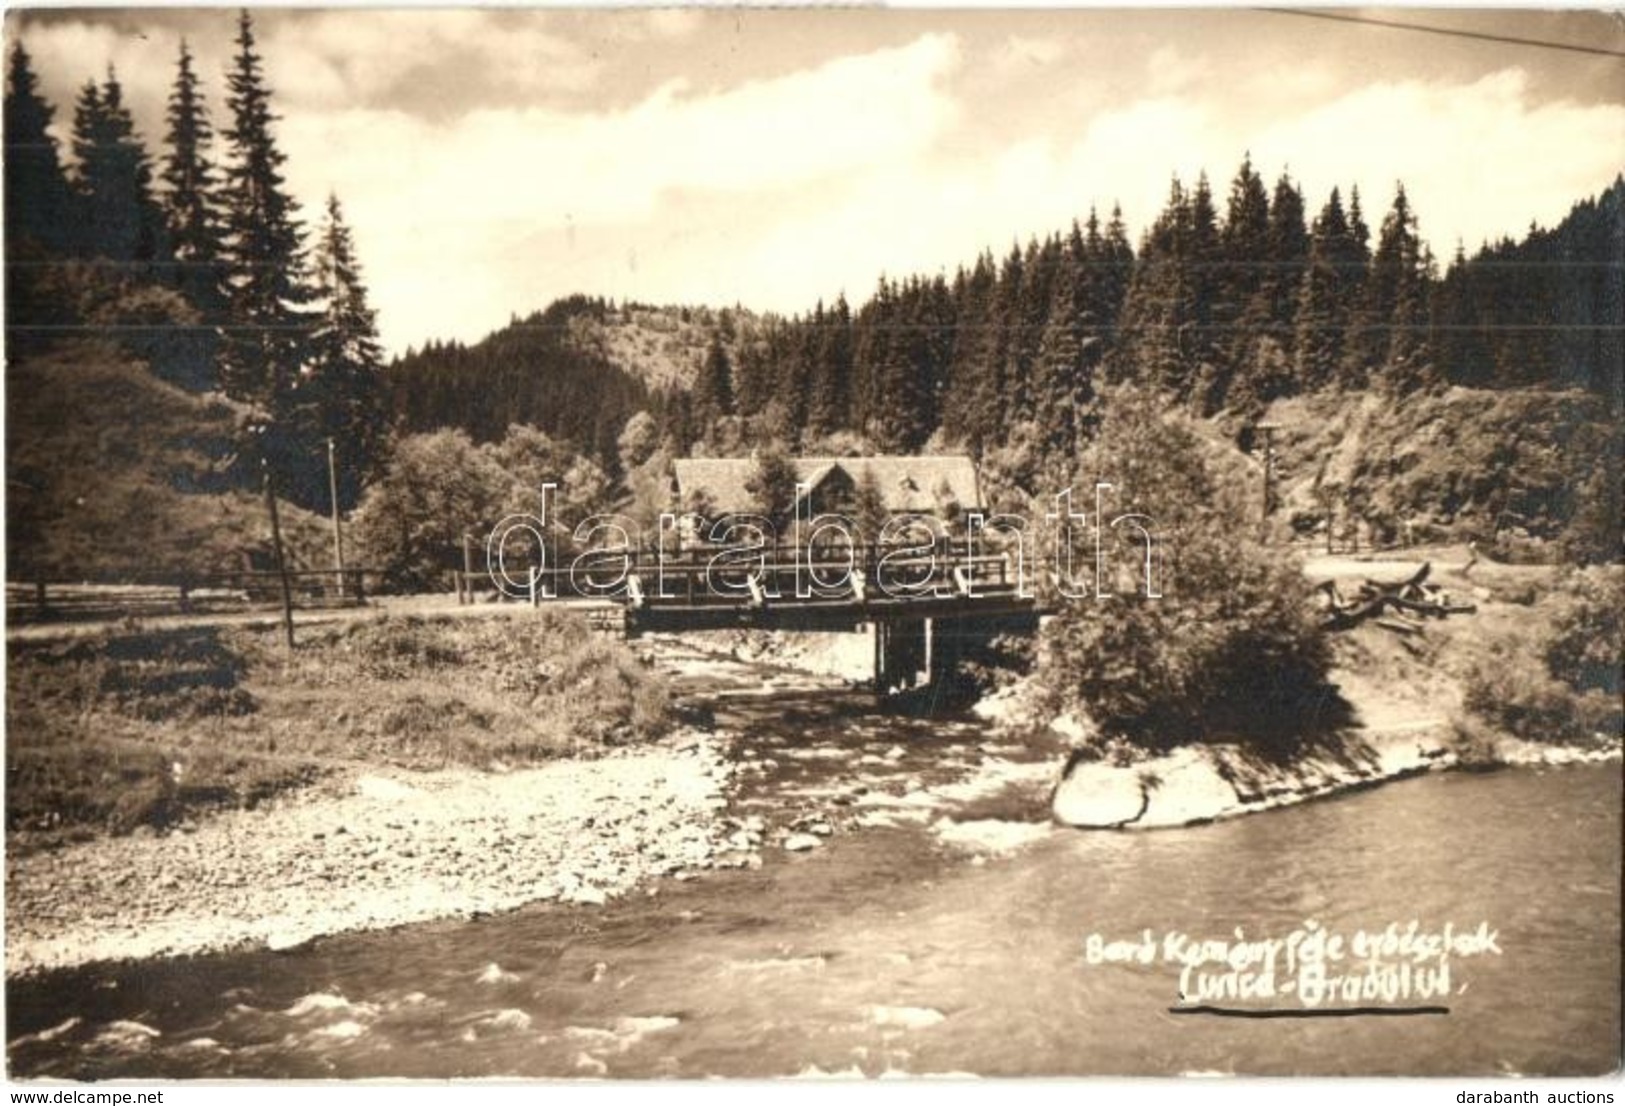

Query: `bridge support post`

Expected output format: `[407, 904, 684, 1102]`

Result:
[874, 617, 930, 697]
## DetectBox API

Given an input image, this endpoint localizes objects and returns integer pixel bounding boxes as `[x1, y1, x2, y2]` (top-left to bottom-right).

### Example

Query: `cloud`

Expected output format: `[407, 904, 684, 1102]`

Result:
[989, 33, 1065, 77]
[10, 11, 1621, 359]
[1146, 45, 1208, 98]
[273, 32, 963, 348]
[14, 10, 604, 130]
[1249, 69, 1625, 250]
[678, 68, 1624, 330]
[261, 11, 603, 111]
[637, 10, 704, 40]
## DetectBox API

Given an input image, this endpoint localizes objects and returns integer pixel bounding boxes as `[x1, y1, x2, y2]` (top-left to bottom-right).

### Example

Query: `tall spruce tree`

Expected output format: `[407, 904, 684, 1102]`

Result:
[1265, 173, 1310, 344]
[1335, 185, 1377, 386]
[6, 41, 78, 353]
[1100, 204, 1135, 337]
[307, 194, 389, 506]
[1002, 235, 1059, 424]
[939, 251, 997, 451]
[71, 68, 167, 266]
[1293, 188, 1357, 391]
[803, 301, 838, 436]
[956, 247, 1022, 454]
[1213, 155, 1273, 412]
[1030, 221, 1092, 463]
[857, 276, 929, 451]
[4, 42, 75, 256]
[1114, 177, 1199, 398]
[805, 294, 854, 437]
[694, 331, 735, 426]
[162, 40, 227, 322]
[1365, 185, 1432, 392]
[219, 8, 314, 473]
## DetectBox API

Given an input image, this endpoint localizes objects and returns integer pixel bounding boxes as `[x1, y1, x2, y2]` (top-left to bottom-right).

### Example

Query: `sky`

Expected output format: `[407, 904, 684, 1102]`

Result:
[7, 7, 1625, 356]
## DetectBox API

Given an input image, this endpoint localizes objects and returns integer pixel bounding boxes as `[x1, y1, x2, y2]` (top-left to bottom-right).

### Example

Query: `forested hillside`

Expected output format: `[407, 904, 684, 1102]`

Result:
[404, 164, 1620, 560]
[643, 165, 1622, 477]
[7, 11, 1620, 586]
[5, 20, 389, 516]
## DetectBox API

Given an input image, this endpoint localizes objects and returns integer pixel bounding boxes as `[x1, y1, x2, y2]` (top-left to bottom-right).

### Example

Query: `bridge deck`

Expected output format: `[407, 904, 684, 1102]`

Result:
[624, 590, 1040, 634]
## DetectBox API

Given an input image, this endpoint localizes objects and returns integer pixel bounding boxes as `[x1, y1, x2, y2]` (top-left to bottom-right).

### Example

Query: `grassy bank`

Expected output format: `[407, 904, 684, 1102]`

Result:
[1044, 552, 1621, 829]
[5, 609, 671, 851]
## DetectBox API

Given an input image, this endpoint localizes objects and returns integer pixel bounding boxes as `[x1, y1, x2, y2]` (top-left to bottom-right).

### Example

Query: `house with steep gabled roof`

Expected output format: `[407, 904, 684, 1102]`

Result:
[671, 454, 983, 539]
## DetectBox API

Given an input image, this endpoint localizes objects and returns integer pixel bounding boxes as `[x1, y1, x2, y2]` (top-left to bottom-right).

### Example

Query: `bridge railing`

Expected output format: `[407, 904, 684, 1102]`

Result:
[454, 541, 1021, 609]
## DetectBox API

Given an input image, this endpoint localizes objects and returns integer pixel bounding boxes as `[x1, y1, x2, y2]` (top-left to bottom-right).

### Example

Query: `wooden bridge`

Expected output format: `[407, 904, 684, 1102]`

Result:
[475, 543, 1043, 694]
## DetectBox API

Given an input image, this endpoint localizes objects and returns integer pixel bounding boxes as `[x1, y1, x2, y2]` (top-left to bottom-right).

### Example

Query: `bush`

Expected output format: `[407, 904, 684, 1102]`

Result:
[353, 426, 614, 593]
[335, 615, 466, 679]
[1458, 566, 1623, 748]
[1039, 389, 1332, 754]
[1545, 567, 1623, 698]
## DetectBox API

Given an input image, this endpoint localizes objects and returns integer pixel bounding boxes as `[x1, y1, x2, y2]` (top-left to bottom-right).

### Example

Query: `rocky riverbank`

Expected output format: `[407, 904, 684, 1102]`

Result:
[1002, 601, 1625, 830]
[5, 730, 738, 977]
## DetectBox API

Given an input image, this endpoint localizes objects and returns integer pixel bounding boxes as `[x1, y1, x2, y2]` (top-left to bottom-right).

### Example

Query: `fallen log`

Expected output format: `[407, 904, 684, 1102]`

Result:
[1322, 561, 1476, 630]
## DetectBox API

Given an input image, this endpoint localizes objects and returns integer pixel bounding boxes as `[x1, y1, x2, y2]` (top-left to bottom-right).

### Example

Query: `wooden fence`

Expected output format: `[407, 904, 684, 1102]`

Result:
[7, 568, 374, 625]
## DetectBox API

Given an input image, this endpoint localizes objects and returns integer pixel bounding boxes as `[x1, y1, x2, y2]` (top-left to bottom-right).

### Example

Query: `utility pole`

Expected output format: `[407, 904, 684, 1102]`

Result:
[327, 437, 346, 600]
[1257, 422, 1280, 527]
[262, 459, 296, 650]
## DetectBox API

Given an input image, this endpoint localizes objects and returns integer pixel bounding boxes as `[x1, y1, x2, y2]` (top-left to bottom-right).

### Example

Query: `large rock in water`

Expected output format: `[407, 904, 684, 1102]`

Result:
[1135, 749, 1243, 828]
[1051, 762, 1147, 827]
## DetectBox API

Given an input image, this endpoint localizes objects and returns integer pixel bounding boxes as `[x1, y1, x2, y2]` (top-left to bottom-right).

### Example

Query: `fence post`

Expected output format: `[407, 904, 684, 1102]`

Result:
[327, 438, 347, 600]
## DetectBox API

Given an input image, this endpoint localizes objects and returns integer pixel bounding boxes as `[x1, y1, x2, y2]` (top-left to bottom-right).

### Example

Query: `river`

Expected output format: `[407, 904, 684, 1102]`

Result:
[7, 646, 1620, 1078]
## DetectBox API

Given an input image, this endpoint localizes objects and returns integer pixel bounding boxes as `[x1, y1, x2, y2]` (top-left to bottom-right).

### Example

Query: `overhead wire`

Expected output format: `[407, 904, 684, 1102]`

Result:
[1259, 8, 1625, 60]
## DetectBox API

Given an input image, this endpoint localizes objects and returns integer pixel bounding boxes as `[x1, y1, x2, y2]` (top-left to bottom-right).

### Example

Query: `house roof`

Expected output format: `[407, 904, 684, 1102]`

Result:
[672, 455, 982, 516]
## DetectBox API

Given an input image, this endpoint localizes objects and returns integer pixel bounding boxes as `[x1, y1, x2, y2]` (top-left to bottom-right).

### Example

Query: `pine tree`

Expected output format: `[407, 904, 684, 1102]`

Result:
[1366, 185, 1432, 392]
[806, 297, 854, 436]
[71, 68, 167, 266]
[6, 41, 78, 353]
[218, 8, 314, 459]
[746, 445, 800, 531]
[1265, 173, 1310, 346]
[1114, 177, 1198, 398]
[859, 277, 930, 451]
[1185, 172, 1225, 412]
[1336, 185, 1377, 387]
[70, 79, 107, 238]
[162, 40, 227, 321]
[307, 194, 390, 506]
[694, 331, 735, 425]
[1431, 243, 1480, 387]
[1293, 188, 1352, 391]
[956, 248, 1020, 455]
[1220, 156, 1270, 301]
[4, 41, 75, 256]
[1002, 235, 1058, 424]
[910, 274, 956, 445]
[1030, 221, 1091, 463]
[732, 331, 773, 418]
[1100, 204, 1135, 329]
[940, 251, 997, 451]
[1212, 155, 1272, 412]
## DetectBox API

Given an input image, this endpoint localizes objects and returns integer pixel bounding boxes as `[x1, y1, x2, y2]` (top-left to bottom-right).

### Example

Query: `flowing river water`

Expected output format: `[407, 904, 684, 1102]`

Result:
[7, 644, 1621, 1078]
